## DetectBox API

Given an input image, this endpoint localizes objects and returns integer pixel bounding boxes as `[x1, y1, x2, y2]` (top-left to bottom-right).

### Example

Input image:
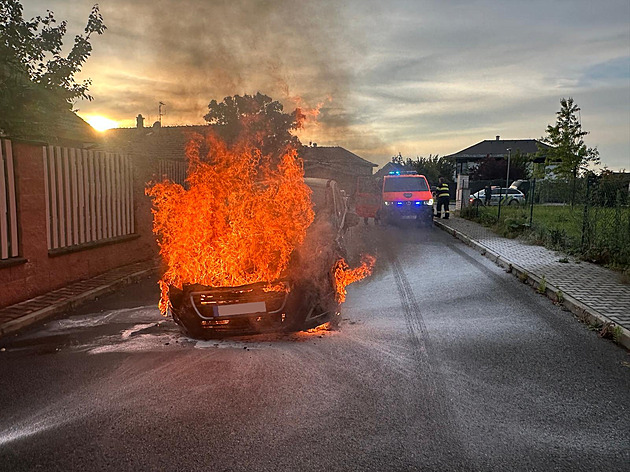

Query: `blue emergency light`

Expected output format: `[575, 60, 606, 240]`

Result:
[387, 170, 418, 176]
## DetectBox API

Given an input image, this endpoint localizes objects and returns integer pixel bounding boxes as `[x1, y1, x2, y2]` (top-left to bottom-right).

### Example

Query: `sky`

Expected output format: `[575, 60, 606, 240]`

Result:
[24, 0, 630, 171]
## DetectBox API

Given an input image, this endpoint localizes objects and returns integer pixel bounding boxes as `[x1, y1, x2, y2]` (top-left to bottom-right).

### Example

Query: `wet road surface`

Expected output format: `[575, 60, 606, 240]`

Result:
[1, 223, 629, 471]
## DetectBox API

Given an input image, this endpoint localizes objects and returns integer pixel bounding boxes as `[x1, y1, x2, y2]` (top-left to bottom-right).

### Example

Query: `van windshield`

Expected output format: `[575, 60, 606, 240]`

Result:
[384, 177, 429, 192]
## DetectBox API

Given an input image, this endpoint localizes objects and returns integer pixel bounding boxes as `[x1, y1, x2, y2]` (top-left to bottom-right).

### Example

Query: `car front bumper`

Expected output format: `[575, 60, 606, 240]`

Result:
[168, 281, 292, 337]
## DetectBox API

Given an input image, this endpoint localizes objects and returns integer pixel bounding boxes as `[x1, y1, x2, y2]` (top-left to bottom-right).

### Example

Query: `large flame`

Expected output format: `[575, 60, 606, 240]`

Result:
[334, 255, 376, 303]
[146, 131, 315, 315]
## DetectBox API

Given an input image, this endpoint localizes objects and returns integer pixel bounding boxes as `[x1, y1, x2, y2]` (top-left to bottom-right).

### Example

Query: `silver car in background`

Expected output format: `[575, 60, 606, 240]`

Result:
[470, 187, 526, 206]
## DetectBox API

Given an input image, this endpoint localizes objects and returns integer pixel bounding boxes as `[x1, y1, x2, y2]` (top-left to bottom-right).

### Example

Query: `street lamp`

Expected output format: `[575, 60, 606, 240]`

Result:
[497, 148, 511, 221]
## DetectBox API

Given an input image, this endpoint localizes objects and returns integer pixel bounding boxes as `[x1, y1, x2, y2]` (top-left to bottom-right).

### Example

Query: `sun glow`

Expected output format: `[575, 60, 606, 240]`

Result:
[84, 115, 118, 132]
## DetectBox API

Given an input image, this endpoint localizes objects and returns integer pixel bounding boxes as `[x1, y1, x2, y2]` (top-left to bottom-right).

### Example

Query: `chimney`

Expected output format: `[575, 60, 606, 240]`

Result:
[496, 135, 500, 141]
[136, 114, 144, 129]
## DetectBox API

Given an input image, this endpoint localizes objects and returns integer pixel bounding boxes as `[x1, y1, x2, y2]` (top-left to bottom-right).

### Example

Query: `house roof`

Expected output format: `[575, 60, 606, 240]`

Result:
[0, 87, 99, 145]
[445, 138, 552, 161]
[299, 145, 377, 169]
[102, 124, 209, 159]
[51, 111, 99, 144]
[103, 127, 379, 180]
[374, 162, 405, 179]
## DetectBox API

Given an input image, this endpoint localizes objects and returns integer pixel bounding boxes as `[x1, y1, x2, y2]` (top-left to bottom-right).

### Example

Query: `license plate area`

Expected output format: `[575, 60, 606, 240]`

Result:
[214, 301, 267, 317]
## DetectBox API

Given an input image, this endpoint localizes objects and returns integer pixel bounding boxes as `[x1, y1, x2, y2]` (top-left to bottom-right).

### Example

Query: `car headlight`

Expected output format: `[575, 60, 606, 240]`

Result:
[426, 198, 434, 205]
[384, 201, 391, 206]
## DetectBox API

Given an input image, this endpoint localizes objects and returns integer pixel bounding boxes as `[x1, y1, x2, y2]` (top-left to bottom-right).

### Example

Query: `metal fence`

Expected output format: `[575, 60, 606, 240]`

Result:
[43, 146, 134, 250]
[0, 139, 19, 260]
[464, 175, 630, 267]
[157, 158, 187, 186]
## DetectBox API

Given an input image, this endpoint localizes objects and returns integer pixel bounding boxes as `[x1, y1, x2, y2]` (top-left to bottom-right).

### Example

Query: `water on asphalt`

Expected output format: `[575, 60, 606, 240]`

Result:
[1, 223, 629, 471]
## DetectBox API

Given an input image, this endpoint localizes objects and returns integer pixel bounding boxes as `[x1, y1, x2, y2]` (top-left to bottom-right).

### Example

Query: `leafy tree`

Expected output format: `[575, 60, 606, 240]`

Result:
[541, 97, 599, 204]
[0, 0, 106, 136]
[471, 151, 530, 182]
[204, 93, 305, 159]
[389, 153, 455, 185]
[411, 154, 455, 185]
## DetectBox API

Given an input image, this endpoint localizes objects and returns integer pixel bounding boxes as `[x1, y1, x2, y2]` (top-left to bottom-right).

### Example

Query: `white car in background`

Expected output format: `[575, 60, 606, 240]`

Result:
[470, 187, 526, 206]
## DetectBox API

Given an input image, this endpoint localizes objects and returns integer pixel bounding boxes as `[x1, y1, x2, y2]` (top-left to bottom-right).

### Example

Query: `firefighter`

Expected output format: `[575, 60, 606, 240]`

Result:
[436, 176, 450, 219]
[485, 183, 492, 205]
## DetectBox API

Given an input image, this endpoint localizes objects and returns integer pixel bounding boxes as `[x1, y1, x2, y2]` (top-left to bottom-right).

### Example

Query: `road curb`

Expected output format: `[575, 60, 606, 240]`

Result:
[434, 219, 630, 350]
[0, 267, 157, 339]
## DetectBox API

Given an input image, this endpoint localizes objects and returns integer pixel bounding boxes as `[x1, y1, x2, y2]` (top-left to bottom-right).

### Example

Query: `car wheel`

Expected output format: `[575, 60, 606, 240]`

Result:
[509, 199, 518, 205]
[327, 311, 341, 330]
[282, 284, 311, 332]
[171, 306, 206, 339]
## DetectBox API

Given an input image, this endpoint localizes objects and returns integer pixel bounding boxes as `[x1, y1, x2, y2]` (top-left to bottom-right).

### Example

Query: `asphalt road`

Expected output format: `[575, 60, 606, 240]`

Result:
[1, 223, 629, 471]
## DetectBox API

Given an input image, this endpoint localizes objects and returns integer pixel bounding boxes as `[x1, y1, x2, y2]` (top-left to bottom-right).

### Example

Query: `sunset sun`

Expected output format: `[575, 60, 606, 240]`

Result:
[84, 115, 118, 132]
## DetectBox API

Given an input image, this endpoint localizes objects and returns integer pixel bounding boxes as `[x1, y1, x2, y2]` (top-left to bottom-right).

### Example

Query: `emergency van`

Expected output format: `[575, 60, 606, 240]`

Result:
[378, 171, 433, 226]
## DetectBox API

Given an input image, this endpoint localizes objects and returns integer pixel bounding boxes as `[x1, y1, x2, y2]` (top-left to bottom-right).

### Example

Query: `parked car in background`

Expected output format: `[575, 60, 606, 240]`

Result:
[510, 179, 530, 198]
[470, 187, 526, 206]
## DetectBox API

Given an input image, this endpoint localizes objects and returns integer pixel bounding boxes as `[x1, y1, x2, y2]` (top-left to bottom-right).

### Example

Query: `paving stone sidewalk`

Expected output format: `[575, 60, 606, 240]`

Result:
[0, 259, 158, 339]
[435, 216, 630, 349]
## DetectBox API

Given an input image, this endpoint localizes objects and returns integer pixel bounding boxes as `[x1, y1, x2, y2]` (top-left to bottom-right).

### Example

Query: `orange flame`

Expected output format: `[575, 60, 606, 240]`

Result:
[289, 95, 330, 119]
[333, 255, 376, 303]
[146, 130, 314, 315]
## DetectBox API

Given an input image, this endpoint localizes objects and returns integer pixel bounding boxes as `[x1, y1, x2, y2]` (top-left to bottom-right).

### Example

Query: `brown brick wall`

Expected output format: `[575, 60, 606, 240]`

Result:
[0, 142, 158, 308]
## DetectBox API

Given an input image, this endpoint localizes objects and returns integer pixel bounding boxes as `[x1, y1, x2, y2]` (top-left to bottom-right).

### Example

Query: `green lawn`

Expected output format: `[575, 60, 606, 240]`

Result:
[461, 202, 630, 269]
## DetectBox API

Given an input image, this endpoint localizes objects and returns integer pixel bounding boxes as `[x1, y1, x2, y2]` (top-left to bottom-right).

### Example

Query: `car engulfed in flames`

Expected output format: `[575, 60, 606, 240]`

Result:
[147, 128, 374, 339]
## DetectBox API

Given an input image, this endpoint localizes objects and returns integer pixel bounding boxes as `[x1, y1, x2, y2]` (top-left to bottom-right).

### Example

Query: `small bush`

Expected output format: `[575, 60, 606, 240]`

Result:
[537, 275, 547, 294]
[556, 290, 564, 303]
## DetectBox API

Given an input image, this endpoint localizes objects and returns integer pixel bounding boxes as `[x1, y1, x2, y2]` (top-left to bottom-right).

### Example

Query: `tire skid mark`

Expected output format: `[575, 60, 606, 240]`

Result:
[383, 244, 476, 471]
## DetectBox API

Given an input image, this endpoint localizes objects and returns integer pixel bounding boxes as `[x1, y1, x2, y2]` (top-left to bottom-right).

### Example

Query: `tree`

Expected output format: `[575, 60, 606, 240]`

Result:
[0, 0, 106, 136]
[470, 151, 530, 182]
[389, 153, 455, 185]
[204, 93, 305, 159]
[410, 154, 455, 184]
[541, 97, 599, 204]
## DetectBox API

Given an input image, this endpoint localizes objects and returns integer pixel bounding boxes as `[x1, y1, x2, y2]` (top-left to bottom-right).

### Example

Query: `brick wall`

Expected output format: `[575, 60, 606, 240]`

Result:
[0, 141, 158, 308]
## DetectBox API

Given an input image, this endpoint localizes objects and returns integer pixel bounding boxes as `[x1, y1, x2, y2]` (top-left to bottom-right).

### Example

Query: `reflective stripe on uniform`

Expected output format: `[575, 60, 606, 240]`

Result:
[437, 183, 449, 198]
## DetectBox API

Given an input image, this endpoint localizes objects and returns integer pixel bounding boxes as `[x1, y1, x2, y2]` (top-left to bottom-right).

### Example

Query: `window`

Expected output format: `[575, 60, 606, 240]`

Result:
[384, 177, 429, 192]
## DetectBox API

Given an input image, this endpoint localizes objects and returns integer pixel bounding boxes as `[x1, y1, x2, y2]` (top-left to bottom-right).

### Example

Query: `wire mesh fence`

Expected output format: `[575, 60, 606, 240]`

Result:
[462, 175, 630, 268]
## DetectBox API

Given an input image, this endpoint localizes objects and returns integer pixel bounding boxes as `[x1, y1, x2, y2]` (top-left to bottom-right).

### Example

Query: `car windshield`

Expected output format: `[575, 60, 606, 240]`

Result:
[384, 177, 429, 192]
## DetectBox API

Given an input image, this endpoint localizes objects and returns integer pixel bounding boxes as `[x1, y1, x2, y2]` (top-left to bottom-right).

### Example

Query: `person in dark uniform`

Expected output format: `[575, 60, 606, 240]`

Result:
[485, 184, 492, 205]
[436, 176, 450, 219]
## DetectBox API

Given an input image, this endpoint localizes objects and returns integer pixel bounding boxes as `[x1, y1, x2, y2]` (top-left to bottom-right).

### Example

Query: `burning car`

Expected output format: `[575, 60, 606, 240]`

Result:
[167, 178, 361, 338]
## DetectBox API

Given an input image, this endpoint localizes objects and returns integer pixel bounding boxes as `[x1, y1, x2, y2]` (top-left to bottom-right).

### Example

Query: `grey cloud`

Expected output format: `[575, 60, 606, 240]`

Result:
[25, 0, 630, 169]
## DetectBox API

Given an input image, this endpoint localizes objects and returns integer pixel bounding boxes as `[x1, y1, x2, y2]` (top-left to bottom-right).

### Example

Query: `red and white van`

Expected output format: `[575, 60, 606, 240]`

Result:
[379, 171, 433, 225]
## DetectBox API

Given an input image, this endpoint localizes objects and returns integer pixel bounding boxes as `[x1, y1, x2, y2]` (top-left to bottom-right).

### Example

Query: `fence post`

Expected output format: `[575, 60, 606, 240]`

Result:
[581, 174, 593, 251]
[529, 178, 536, 227]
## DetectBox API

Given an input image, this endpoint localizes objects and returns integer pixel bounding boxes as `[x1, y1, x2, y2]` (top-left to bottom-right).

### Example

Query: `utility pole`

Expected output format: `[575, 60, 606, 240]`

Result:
[497, 148, 511, 221]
